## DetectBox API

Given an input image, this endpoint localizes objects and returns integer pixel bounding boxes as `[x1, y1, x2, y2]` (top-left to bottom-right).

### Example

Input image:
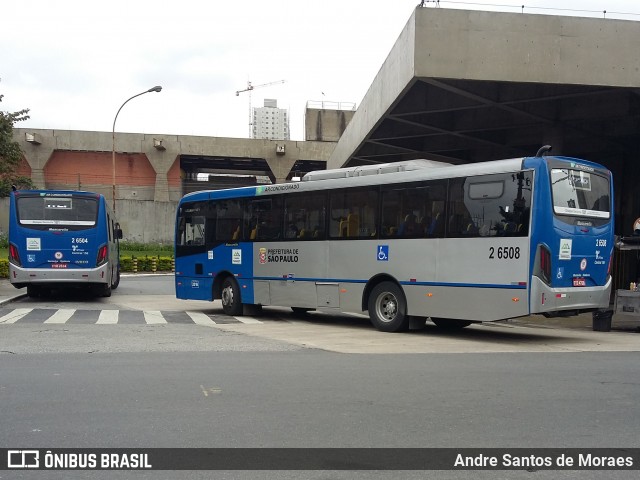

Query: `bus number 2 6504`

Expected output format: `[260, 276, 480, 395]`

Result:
[489, 246, 520, 259]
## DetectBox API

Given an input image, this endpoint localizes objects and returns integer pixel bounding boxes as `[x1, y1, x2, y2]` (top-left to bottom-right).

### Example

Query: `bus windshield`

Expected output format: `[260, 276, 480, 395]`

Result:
[16, 195, 98, 229]
[550, 168, 610, 219]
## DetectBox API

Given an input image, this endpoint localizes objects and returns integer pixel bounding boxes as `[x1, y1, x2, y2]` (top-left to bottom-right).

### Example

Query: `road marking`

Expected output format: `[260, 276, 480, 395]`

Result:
[234, 316, 262, 324]
[200, 385, 222, 397]
[0, 308, 261, 326]
[96, 310, 119, 324]
[44, 309, 75, 324]
[144, 311, 167, 324]
[0, 308, 33, 324]
[186, 311, 217, 326]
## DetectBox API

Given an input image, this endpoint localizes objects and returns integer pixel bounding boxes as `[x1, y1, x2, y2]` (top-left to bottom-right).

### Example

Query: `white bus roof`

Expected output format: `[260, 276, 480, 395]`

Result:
[301, 159, 451, 181]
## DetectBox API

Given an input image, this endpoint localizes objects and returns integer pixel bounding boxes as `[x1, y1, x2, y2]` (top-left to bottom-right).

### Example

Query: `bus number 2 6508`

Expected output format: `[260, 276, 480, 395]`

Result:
[489, 246, 520, 259]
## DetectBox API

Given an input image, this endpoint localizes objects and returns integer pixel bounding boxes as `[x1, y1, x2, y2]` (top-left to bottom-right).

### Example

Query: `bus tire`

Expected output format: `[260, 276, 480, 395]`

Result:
[98, 284, 112, 298]
[368, 281, 409, 332]
[221, 277, 242, 316]
[431, 318, 472, 330]
[111, 266, 121, 290]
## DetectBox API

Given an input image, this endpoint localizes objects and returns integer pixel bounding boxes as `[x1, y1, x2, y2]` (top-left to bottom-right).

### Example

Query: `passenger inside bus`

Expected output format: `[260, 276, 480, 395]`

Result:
[285, 223, 299, 239]
[398, 213, 419, 236]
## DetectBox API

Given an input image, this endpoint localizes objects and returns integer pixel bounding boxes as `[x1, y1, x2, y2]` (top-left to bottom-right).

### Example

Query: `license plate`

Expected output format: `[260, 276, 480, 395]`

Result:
[573, 278, 586, 287]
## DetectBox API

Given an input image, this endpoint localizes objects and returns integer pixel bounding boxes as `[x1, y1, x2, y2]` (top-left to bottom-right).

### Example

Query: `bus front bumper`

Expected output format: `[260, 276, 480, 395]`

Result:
[530, 275, 612, 314]
[9, 263, 110, 287]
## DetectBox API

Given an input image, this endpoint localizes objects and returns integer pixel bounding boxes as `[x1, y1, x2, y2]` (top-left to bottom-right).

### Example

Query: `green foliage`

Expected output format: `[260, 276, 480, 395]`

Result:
[120, 256, 134, 272]
[119, 255, 174, 273]
[120, 241, 172, 253]
[157, 256, 173, 271]
[0, 232, 7, 249]
[0, 90, 35, 197]
[0, 258, 7, 278]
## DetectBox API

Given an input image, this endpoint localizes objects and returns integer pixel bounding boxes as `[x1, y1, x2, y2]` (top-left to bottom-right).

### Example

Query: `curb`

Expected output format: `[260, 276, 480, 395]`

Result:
[0, 292, 27, 306]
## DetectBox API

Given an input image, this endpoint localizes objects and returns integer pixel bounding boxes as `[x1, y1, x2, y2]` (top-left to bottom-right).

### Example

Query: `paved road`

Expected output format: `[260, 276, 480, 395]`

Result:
[1, 275, 639, 355]
[1, 276, 639, 480]
[1, 349, 639, 480]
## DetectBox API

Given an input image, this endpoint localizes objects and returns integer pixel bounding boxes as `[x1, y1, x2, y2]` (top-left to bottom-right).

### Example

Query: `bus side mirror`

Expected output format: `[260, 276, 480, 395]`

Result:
[116, 228, 123, 240]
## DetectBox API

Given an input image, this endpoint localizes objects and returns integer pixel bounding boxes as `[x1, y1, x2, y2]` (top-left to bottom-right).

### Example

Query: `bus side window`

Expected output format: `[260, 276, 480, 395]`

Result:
[465, 172, 532, 238]
[330, 188, 377, 239]
[283, 191, 326, 241]
[215, 199, 243, 243]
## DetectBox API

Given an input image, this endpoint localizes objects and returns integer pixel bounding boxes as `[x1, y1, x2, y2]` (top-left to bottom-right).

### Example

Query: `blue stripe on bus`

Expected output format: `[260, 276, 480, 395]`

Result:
[252, 276, 526, 289]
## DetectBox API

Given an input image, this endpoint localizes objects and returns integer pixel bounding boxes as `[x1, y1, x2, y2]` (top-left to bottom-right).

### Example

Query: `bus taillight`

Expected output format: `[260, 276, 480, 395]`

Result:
[539, 245, 551, 284]
[96, 245, 108, 266]
[8, 243, 21, 266]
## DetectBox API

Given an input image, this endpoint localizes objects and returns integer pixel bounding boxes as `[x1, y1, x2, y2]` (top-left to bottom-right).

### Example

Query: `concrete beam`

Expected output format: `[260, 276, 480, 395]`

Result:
[13, 129, 337, 200]
[329, 7, 640, 169]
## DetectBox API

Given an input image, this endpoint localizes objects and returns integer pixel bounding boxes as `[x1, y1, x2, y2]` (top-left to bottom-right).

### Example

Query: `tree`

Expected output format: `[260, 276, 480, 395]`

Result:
[1, 90, 34, 196]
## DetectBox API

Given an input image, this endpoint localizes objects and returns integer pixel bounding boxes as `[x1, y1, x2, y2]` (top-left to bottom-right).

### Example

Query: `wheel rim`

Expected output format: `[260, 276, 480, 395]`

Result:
[375, 291, 398, 323]
[222, 285, 234, 307]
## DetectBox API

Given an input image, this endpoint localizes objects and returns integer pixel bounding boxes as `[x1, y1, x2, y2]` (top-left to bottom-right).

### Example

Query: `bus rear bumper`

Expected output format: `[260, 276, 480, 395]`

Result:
[529, 275, 612, 315]
[8, 264, 110, 288]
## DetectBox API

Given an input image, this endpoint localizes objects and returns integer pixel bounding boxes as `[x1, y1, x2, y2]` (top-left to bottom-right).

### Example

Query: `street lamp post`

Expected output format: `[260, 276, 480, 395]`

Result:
[111, 85, 162, 213]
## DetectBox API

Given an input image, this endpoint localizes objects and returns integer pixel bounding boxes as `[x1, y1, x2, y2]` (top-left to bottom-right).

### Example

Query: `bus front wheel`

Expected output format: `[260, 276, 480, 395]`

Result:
[221, 277, 242, 316]
[368, 282, 409, 332]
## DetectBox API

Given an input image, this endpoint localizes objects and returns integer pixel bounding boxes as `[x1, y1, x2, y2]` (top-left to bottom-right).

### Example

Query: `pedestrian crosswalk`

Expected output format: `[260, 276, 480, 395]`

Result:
[0, 307, 262, 326]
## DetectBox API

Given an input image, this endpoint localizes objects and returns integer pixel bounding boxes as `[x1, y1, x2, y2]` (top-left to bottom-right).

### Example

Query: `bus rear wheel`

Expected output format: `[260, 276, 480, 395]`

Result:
[431, 318, 472, 330]
[368, 281, 409, 332]
[111, 266, 121, 290]
[221, 277, 242, 316]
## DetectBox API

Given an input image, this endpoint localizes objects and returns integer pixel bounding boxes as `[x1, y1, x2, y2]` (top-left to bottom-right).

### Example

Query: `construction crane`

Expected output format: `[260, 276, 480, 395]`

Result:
[236, 79, 285, 138]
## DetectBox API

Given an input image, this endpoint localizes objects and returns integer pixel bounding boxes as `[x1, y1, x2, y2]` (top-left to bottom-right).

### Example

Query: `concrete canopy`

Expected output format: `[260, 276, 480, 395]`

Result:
[329, 7, 640, 171]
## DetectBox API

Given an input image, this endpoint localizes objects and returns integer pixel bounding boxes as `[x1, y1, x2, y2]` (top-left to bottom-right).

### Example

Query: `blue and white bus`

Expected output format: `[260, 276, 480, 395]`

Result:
[174, 151, 614, 332]
[8, 190, 122, 297]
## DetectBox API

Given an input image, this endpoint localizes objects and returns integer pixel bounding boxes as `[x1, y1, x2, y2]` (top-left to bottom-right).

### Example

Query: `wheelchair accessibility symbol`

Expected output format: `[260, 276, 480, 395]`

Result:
[377, 245, 389, 261]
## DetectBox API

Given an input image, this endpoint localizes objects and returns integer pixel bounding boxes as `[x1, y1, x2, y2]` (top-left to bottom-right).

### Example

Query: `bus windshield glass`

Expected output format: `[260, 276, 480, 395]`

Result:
[16, 195, 98, 229]
[550, 168, 610, 219]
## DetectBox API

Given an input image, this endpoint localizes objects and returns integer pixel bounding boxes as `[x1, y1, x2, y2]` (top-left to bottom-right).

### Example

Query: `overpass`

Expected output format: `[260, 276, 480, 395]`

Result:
[12, 129, 336, 203]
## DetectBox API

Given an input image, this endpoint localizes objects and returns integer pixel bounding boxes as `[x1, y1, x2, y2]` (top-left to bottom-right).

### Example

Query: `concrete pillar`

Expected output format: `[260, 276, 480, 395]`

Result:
[142, 135, 180, 202]
[30, 168, 46, 188]
[264, 141, 300, 183]
[17, 130, 56, 188]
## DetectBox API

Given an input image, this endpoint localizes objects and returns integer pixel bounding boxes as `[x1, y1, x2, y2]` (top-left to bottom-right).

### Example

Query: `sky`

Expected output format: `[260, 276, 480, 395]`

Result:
[2, 0, 639, 141]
